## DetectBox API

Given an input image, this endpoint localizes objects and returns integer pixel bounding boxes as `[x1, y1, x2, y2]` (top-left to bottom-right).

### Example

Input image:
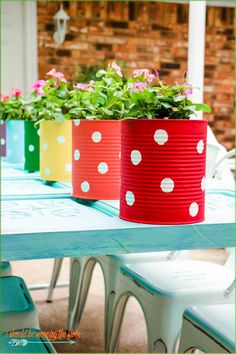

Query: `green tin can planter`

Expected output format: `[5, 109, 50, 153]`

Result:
[24, 121, 40, 171]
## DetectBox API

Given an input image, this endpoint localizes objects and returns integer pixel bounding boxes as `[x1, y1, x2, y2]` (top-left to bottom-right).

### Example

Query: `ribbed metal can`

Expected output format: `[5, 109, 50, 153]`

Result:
[72, 119, 121, 199]
[24, 121, 40, 171]
[0, 121, 6, 157]
[120, 119, 207, 224]
[6, 120, 24, 164]
[40, 120, 72, 181]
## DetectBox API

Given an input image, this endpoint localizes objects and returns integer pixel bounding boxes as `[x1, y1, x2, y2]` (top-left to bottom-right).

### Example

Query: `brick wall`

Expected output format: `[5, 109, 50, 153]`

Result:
[37, 1, 235, 149]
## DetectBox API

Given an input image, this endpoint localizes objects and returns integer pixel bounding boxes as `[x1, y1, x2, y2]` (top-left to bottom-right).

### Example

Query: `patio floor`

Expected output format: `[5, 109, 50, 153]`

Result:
[11, 249, 227, 353]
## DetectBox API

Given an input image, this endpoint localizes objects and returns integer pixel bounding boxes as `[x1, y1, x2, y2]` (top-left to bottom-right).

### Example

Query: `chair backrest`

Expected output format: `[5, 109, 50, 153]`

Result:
[206, 127, 235, 185]
[224, 248, 235, 270]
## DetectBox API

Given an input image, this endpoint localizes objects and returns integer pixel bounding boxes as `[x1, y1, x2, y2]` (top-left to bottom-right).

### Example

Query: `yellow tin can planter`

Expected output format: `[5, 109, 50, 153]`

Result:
[40, 120, 72, 181]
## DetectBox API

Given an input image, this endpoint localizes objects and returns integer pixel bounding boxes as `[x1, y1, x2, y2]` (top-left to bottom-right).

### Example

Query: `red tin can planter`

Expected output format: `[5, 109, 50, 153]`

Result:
[120, 119, 207, 225]
[72, 119, 121, 199]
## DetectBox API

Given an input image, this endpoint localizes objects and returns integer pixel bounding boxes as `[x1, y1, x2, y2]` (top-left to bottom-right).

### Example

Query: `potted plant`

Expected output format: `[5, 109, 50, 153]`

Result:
[0, 89, 25, 164]
[67, 63, 128, 200]
[119, 69, 211, 224]
[31, 69, 72, 182]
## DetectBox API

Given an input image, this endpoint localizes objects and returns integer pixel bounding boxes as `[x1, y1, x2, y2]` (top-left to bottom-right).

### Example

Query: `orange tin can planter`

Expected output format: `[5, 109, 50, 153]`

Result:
[40, 120, 72, 181]
[72, 119, 121, 199]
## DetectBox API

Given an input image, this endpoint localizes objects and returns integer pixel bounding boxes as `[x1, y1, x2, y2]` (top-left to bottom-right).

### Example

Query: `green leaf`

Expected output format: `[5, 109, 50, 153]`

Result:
[173, 95, 186, 102]
[160, 102, 172, 109]
[52, 112, 65, 122]
[96, 70, 107, 78]
[103, 108, 113, 116]
[195, 103, 211, 113]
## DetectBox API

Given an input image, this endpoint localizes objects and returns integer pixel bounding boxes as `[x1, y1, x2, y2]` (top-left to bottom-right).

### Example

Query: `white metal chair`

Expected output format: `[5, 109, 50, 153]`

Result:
[68, 251, 188, 350]
[107, 250, 235, 353]
[178, 303, 235, 353]
[178, 248, 235, 353]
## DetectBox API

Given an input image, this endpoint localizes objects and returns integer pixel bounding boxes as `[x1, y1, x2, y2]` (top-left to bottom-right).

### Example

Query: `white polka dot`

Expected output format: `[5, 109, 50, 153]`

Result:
[160, 178, 174, 193]
[57, 135, 65, 144]
[45, 167, 51, 176]
[98, 162, 108, 174]
[154, 129, 168, 145]
[92, 131, 102, 143]
[13, 134, 19, 141]
[28, 144, 34, 152]
[74, 120, 80, 126]
[131, 150, 142, 165]
[119, 152, 121, 159]
[81, 181, 90, 193]
[197, 140, 204, 154]
[125, 191, 135, 206]
[42, 143, 48, 151]
[74, 149, 80, 161]
[37, 129, 40, 136]
[65, 163, 72, 172]
[1, 138, 5, 145]
[189, 202, 199, 217]
[201, 176, 206, 191]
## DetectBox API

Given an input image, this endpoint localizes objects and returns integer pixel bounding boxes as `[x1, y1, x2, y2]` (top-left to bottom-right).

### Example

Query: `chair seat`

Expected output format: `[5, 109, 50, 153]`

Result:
[185, 304, 235, 349]
[0, 328, 56, 353]
[108, 251, 184, 264]
[122, 260, 234, 296]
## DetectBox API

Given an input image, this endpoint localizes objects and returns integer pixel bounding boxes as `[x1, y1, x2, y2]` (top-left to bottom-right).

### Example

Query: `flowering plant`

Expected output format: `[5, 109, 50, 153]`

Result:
[126, 69, 211, 119]
[66, 64, 210, 121]
[0, 88, 24, 120]
[24, 68, 70, 122]
[66, 63, 129, 120]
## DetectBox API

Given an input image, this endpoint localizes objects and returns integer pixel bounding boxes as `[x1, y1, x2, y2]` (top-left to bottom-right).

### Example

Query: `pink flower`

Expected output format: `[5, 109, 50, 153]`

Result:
[36, 88, 44, 96]
[112, 63, 123, 77]
[89, 80, 95, 85]
[133, 69, 155, 84]
[184, 87, 193, 95]
[55, 72, 64, 80]
[148, 74, 155, 84]
[1, 94, 10, 102]
[154, 69, 159, 77]
[29, 80, 46, 91]
[74, 83, 93, 92]
[47, 68, 67, 82]
[29, 80, 46, 96]
[130, 81, 148, 93]
[179, 83, 193, 95]
[47, 68, 57, 77]
[11, 88, 22, 97]
[133, 69, 150, 78]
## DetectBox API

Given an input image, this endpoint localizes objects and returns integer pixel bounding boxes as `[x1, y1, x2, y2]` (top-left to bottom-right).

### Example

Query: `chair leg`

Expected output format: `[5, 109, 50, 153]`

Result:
[68, 258, 96, 330]
[144, 303, 183, 353]
[46, 258, 63, 303]
[108, 293, 130, 353]
[104, 290, 116, 352]
[66, 258, 82, 330]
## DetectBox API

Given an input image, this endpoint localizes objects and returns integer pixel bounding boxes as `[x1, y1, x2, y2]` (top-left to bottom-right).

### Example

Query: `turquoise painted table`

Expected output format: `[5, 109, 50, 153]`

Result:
[1, 167, 235, 261]
[1, 161, 40, 180]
